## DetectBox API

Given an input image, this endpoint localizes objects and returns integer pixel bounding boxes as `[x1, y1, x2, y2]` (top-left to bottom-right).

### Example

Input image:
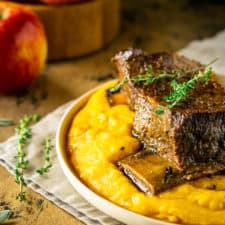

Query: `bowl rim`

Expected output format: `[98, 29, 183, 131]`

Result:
[55, 82, 176, 225]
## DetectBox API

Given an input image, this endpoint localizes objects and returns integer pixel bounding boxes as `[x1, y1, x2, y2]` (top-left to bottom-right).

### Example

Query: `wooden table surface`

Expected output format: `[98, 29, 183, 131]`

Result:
[1, 0, 225, 224]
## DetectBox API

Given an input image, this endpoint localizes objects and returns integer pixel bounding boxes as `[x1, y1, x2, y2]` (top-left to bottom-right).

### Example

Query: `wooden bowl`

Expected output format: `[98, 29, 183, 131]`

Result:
[24, 0, 120, 60]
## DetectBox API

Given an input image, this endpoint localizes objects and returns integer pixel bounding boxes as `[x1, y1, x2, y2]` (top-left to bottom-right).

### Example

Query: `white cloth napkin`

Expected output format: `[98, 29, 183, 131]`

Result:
[1, 29, 225, 225]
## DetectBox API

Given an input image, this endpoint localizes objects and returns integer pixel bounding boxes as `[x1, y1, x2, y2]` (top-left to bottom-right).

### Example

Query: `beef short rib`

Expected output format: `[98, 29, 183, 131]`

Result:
[117, 150, 225, 195]
[112, 48, 225, 170]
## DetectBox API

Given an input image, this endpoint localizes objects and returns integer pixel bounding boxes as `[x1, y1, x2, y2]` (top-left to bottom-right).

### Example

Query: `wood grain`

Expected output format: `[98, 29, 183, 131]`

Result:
[24, 0, 120, 60]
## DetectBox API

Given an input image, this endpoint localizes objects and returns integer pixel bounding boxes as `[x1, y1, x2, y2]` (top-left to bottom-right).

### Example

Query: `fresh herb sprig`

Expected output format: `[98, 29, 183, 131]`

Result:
[110, 58, 217, 94]
[14, 114, 40, 201]
[130, 66, 185, 86]
[109, 76, 128, 93]
[36, 137, 53, 175]
[0, 119, 14, 126]
[110, 61, 214, 115]
[165, 67, 212, 108]
[155, 66, 212, 114]
[109, 65, 188, 93]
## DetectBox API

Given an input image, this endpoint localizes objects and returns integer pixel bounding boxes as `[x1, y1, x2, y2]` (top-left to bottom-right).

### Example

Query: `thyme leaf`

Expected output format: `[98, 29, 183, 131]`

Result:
[15, 114, 40, 201]
[155, 105, 165, 115]
[109, 76, 128, 93]
[0, 210, 11, 223]
[36, 137, 53, 176]
[0, 119, 14, 126]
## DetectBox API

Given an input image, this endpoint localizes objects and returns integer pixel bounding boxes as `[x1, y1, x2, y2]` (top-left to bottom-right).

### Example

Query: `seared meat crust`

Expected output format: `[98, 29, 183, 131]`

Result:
[113, 48, 225, 170]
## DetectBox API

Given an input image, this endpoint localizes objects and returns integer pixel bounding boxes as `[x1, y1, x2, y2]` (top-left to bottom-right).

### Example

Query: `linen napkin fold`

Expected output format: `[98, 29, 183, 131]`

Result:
[1, 29, 225, 225]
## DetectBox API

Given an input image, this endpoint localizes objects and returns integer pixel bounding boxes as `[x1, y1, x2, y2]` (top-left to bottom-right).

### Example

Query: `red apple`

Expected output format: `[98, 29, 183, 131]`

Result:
[40, 0, 90, 4]
[0, 2, 47, 94]
[9, 0, 42, 3]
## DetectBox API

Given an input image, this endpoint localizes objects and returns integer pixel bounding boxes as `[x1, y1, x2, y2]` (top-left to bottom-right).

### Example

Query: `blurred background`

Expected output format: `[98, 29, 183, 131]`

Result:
[119, 0, 225, 52]
[0, 0, 225, 225]
[29, 0, 225, 60]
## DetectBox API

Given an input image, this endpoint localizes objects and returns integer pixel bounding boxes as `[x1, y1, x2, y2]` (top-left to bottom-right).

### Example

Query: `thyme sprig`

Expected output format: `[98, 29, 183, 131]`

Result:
[155, 66, 212, 114]
[110, 61, 214, 115]
[131, 66, 185, 85]
[109, 58, 217, 94]
[163, 66, 212, 110]
[36, 137, 53, 175]
[109, 66, 187, 93]
[15, 114, 40, 201]
[0, 119, 14, 126]
[109, 76, 128, 93]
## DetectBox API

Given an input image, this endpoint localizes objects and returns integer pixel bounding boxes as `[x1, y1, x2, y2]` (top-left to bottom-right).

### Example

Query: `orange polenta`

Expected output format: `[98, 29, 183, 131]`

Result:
[67, 81, 225, 225]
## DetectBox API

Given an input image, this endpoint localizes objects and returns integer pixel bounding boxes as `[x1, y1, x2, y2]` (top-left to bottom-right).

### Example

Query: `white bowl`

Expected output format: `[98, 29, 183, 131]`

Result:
[56, 84, 174, 225]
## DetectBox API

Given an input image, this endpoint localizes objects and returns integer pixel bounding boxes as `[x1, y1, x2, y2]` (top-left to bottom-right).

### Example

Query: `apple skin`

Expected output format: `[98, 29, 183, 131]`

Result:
[4, 0, 91, 5]
[0, 2, 47, 94]
[40, 0, 91, 4]
[9, 0, 42, 3]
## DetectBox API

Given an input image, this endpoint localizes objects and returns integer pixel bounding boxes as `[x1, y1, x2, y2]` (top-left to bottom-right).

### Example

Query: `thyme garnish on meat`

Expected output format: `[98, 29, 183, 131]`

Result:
[109, 62, 214, 114]
[109, 65, 186, 93]
[36, 137, 53, 175]
[155, 105, 165, 115]
[161, 66, 212, 111]
[131, 65, 186, 85]
[14, 114, 40, 201]
[109, 76, 128, 93]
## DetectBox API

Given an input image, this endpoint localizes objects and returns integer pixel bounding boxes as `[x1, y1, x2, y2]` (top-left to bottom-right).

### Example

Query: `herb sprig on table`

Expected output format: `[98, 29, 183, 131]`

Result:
[36, 137, 53, 175]
[14, 114, 40, 201]
[0, 114, 54, 201]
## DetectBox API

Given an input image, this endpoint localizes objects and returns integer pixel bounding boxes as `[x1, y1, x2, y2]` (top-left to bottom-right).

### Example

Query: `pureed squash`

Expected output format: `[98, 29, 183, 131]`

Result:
[67, 81, 225, 225]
